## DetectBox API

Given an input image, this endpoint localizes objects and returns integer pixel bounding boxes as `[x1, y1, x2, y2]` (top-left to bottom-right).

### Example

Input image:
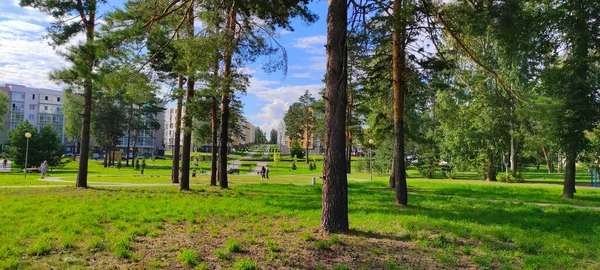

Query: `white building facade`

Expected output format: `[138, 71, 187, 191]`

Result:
[0, 84, 65, 143]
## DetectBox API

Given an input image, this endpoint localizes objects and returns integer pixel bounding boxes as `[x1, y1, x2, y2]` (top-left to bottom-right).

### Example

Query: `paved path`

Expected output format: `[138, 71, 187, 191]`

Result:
[243, 148, 260, 159]
[0, 160, 11, 173]
[247, 162, 268, 176]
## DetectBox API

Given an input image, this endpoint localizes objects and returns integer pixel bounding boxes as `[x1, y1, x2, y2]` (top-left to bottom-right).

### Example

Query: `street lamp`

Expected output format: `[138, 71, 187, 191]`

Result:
[24, 132, 31, 178]
[368, 139, 374, 181]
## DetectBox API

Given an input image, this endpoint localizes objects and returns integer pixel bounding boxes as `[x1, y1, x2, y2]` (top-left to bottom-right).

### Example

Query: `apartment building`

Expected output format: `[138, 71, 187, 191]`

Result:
[0, 84, 65, 144]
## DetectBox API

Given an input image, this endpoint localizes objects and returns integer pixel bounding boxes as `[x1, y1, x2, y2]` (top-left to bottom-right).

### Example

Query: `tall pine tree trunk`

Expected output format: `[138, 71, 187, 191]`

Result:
[562, 153, 576, 198]
[76, 14, 96, 188]
[392, 0, 408, 206]
[210, 99, 218, 186]
[320, 0, 348, 233]
[218, 3, 237, 189]
[558, 153, 563, 173]
[180, 4, 195, 191]
[126, 105, 132, 167]
[542, 146, 554, 173]
[171, 76, 183, 184]
[346, 93, 353, 174]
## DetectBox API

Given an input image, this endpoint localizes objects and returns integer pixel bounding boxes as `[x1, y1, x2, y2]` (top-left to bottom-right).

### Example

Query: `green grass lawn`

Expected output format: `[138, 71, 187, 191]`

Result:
[0, 169, 599, 269]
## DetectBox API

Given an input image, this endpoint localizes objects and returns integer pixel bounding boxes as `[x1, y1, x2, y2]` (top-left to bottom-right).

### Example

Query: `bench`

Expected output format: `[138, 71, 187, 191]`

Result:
[26, 167, 41, 173]
[228, 168, 240, 175]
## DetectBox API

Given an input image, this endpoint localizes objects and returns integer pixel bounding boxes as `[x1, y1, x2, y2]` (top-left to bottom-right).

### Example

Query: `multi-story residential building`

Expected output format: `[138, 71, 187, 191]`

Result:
[232, 120, 256, 149]
[163, 104, 185, 152]
[0, 84, 65, 144]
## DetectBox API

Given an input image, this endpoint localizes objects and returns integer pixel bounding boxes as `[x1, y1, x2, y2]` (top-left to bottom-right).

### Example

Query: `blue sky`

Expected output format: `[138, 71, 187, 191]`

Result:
[0, 0, 328, 136]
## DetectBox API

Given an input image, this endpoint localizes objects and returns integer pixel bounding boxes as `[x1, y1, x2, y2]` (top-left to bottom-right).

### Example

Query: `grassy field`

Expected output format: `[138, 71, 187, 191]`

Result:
[1, 155, 600, 269]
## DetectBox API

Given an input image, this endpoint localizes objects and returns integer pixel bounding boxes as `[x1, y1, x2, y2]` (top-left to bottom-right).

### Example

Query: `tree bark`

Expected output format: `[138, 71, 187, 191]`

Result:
[126, 105, 132, 167]
[320, 0, 349, 233]
[392, 0, 408, 206]
[487, 153, 497, 181]
[558, 153, 563, 173]
[76, 12, 96, 188]
[345, 93, 353, 174]
[171, 75, 183, 184]
[562, 153, 577, 199]
[218, 3, 237, 189]
[510, 135, 515, 174]
[180, 3, 195, 191]
[210, 98, 218, 186]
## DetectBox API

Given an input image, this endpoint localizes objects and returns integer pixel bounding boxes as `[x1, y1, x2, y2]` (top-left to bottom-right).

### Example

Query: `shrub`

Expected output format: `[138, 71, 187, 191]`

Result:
[141, 158, 146, 170]
[135, 159, 140, 170]
[290, 140, 304, 159]
[116, 159, 122, 169]
[291, 162, 297, 170]
[497, 172, 525, 183]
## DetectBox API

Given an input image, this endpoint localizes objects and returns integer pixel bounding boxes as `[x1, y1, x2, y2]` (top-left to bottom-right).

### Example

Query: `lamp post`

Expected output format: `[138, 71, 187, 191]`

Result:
[24, 132, 31, 178]
[368, 139, 374, 181]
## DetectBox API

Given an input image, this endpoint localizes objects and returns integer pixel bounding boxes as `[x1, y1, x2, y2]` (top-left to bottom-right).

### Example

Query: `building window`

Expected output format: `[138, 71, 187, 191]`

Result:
[45, 96, 48, 101]
[57, 97, 61, 102]
[32, 94, 35, 100]
[29, 104, 35, 110]
[44, 106, 48, 111]
[57, 107, 61, 112]
[28, 114, 34, 120]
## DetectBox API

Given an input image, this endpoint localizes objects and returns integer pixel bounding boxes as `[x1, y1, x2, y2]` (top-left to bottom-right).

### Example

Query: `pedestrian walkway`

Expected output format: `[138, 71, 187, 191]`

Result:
[243, 148, 259, 159]
[0, 160, 11, 173]
[247, 162, 267, 176]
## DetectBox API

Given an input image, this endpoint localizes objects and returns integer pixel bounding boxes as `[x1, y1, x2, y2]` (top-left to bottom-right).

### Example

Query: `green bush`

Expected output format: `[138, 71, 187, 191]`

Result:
[291, 162, 297, 170]
[117, 159, 122, 169]
[497, 172, 525, 183]
[290, 140, 304, 159]
[141, 158, 146, 170]
[135, 159, 140, 170]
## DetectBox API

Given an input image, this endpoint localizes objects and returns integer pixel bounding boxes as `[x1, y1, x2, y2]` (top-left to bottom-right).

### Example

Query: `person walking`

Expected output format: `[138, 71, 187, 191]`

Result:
[265, 165, 269, 179]
[40, 160, 49, 179]
[2, 159, 6, 169]
[261, 166, 266, 179]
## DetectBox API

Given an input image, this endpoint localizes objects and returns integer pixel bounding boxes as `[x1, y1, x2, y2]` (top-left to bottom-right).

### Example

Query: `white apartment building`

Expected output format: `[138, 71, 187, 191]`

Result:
[0, 84, 65, 143]
[163, 104, 185, 151]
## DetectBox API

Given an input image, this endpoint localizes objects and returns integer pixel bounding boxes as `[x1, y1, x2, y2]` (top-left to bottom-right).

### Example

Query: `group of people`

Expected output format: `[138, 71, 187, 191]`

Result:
[260, 165, 269, 179]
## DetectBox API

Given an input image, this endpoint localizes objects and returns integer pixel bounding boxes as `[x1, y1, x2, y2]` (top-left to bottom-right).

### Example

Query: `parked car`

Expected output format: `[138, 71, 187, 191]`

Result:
[92, 153, 100, 160]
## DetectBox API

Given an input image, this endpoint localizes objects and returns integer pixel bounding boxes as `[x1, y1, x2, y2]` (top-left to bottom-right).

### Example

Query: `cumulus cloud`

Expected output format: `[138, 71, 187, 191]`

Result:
[293, 35, 326, 54]
[246, 77, 323, 137]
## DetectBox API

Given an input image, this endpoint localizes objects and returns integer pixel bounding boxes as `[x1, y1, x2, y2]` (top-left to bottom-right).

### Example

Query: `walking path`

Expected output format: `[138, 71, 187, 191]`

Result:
[243, 147, 260, 159]
[0, 160, 11, 173]
[247, 162, 268, 176]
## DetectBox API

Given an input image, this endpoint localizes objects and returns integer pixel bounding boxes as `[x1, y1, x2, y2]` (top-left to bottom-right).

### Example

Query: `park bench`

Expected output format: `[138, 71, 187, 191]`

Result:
[227, 168, 240, 174]
[26, 167, 41, 173]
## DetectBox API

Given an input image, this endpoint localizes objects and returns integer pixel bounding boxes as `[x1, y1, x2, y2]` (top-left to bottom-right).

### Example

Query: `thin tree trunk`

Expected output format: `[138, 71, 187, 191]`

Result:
[126, 106, 132, 167]
[180, 3, 195, 191]
[103, 148, 108, 168]
[558, 153, 563, 173]
[76, 13, 96, 188]
[346, 92, 353, 174]
[392, 0, 408, 206]
[171, 76, 183, 184]
[218, 3, 237, 189]
[562, 153, 576, 199]
[510, 133, 517, 176]
[320, 0, 348, 233]
[487, 153, 497, 181]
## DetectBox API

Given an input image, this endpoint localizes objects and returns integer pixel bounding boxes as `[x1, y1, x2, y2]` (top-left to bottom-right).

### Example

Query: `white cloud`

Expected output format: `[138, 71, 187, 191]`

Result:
[291, 72, 312, 78]
[246, 77, 323, 136]
[293, 35, 326, 54]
